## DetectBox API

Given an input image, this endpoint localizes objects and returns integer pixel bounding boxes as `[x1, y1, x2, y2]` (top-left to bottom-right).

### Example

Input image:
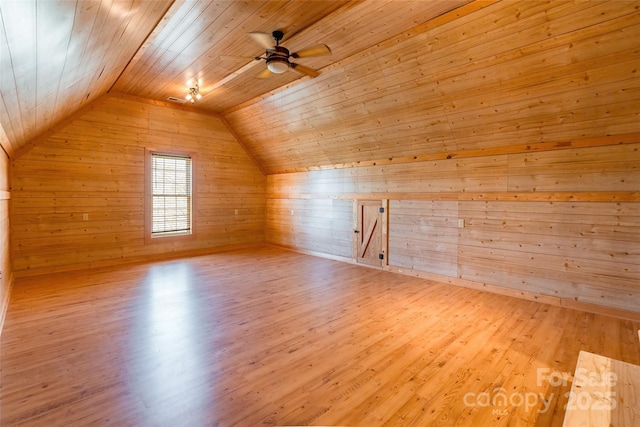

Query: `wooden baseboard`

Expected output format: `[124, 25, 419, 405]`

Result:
[270, 244, 640, 323]
[559, 299, 640, 323]
[0, 271, 14, 336]
[13, 243, 266, 279]
[386, 265, 562, 305]
[267, 243, 358, 266]
[387, 266, 640, 322]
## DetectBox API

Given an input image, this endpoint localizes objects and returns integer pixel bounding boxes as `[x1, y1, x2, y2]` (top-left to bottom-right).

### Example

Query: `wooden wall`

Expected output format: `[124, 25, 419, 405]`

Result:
[266, 198, 353, 259]
[267, 138, 640, 313]
[11, 95, 266, 276]
[0, 145, 11, 328]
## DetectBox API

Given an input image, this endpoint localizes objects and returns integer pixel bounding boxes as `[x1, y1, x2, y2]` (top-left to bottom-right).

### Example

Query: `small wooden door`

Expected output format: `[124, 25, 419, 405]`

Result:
[356, 200, 384, 267]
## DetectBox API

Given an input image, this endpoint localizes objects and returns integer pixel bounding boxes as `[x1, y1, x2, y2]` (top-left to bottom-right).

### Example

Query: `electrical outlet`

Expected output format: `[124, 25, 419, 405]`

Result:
[83, 213, 89, 221]
[234, 209, 238, 215]
[458, 219, 465, 228]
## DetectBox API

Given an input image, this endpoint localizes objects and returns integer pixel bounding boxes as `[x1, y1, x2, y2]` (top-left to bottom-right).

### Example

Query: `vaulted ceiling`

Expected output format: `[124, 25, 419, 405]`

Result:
[1, 0, 639, 174]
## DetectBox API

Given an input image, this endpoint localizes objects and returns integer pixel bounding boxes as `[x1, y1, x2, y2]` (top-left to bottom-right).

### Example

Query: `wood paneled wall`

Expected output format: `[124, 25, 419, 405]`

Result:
[267, 138, 640, 313]
[266, 198, 352, 259]
[11, 95, 266, 276]
[0, 146, 11, 328]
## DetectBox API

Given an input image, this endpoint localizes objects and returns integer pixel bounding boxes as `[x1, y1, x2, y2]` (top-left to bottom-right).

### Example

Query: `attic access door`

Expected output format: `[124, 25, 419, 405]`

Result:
[355, 200, 387, 267]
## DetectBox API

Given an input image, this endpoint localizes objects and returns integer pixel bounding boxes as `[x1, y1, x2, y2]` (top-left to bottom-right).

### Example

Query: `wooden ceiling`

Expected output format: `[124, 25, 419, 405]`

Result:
[224, 0, 640, 173]
[0, 0, 470, 157]
[0, 0, 173, 156]
[1, 0, 639, 174]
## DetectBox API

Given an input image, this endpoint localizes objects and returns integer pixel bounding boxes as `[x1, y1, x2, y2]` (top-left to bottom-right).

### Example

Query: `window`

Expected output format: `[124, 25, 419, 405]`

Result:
[150, 153, 192, 237]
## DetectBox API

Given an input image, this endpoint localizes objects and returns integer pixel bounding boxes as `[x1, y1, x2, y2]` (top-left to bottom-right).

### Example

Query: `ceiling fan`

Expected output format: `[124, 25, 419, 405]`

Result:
[250, 30, 331, 78]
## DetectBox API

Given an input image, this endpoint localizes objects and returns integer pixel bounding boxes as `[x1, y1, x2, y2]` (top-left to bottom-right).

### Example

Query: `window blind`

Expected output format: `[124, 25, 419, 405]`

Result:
[151, 153, 192, 237]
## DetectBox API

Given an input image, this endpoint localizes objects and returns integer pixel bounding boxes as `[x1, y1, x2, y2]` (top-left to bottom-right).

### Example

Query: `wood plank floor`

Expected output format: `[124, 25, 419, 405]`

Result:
[1, 245, 639, 426]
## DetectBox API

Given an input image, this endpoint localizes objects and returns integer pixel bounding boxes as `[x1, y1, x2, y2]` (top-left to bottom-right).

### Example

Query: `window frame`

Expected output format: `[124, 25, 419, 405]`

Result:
[144, 149, 196, 243]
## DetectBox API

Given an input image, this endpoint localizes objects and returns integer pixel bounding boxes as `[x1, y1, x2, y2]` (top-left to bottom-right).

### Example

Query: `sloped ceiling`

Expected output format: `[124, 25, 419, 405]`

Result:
[1, 0, 639, 174]
[0, 0, 471, 158]
[224, 0, 640, 173]
[0, 0, 173, 156]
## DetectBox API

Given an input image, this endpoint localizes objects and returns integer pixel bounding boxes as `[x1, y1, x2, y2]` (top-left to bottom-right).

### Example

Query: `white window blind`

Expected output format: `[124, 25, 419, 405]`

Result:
[151, 153, 192, 237]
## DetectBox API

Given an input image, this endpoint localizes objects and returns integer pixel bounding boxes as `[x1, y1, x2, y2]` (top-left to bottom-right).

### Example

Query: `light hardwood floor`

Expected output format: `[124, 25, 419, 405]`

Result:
[1, 245, 638, 426]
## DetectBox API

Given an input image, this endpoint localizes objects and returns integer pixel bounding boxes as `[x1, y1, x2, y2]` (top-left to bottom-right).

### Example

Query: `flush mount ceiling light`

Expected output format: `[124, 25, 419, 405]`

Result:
[185, 81, 202, 103]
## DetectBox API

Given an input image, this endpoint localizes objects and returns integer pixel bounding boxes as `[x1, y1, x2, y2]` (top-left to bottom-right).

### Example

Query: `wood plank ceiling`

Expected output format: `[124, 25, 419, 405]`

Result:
[0, 0, 471, 157]
[1, 0, 638, 173]
[225, 0, 640, 173]
[0, 0, 173, 156]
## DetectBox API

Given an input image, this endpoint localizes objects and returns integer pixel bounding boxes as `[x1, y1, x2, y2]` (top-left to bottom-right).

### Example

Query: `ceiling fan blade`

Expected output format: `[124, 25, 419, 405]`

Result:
[291, 44, 331, 58]
[249, 32, 275, 50]
[290, 63, 319, 78]
[256, 67, 273, 79]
